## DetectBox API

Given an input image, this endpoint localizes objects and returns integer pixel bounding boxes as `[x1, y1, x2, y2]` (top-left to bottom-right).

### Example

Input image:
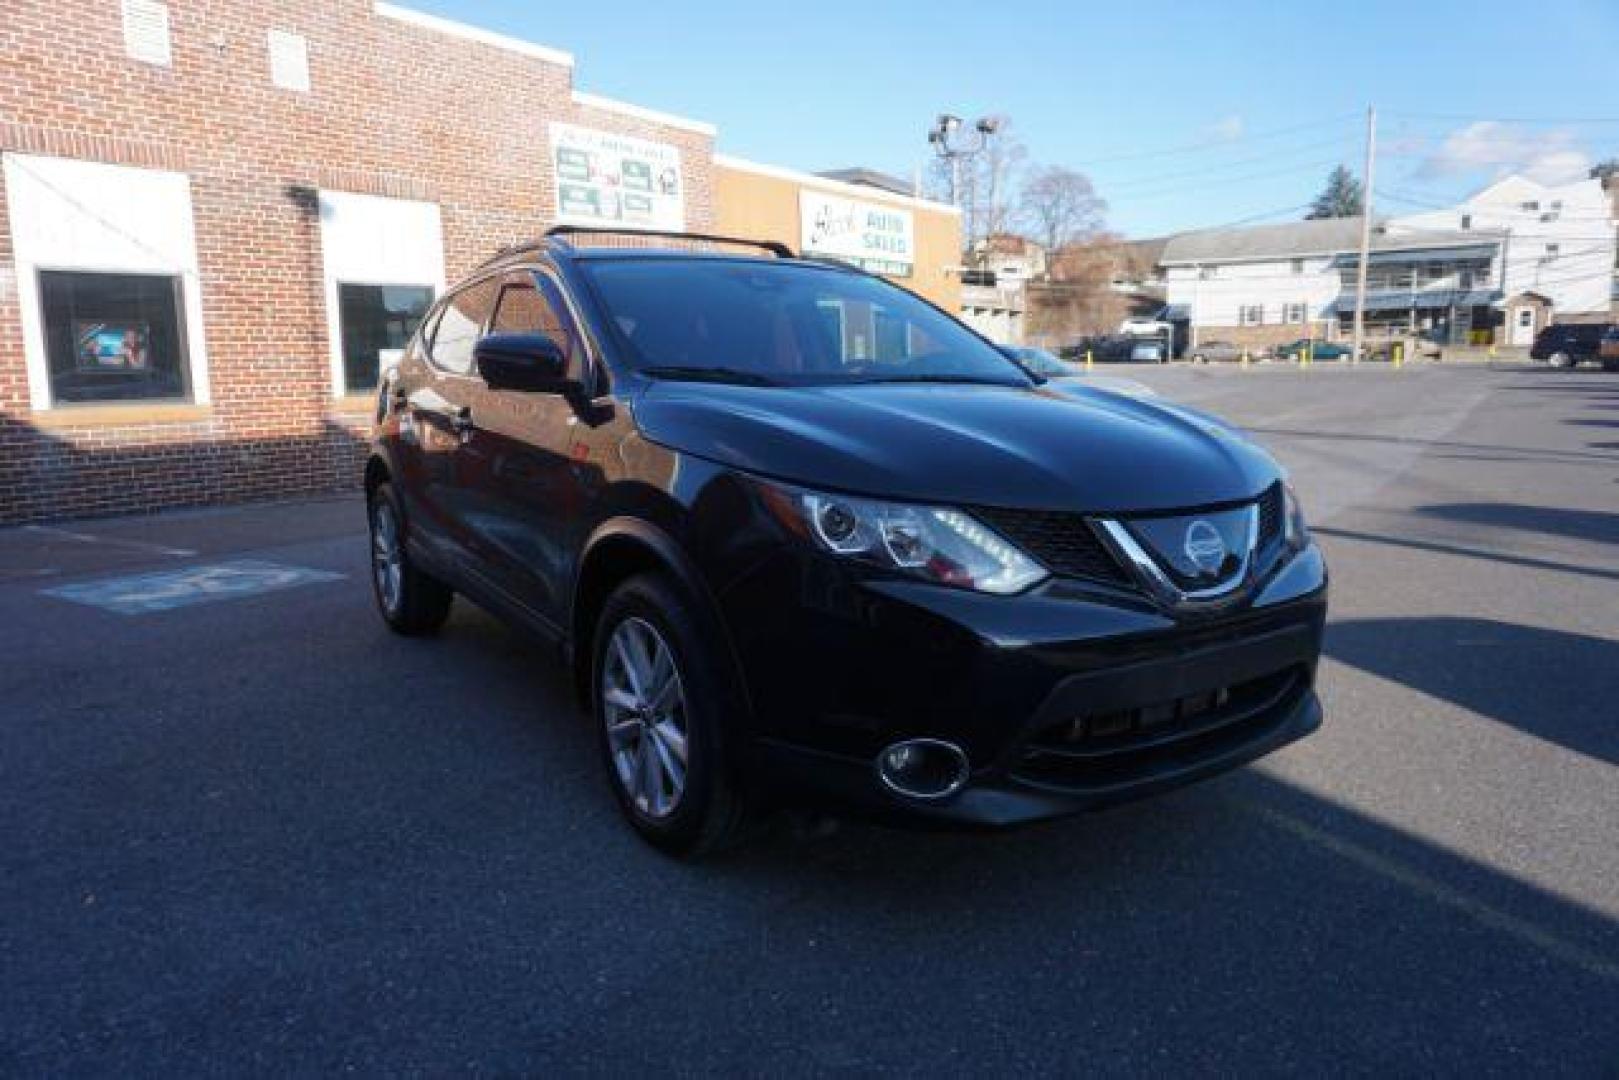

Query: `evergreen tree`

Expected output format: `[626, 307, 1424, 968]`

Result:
[1306, 165, 1365, 219]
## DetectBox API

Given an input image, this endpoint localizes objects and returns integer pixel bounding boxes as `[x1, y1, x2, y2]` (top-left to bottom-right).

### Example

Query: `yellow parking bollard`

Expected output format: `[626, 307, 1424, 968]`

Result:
[1085, 349, 1094, 372]
[1241, 348, 1250, 369]
[1394, 342, 1404, 368]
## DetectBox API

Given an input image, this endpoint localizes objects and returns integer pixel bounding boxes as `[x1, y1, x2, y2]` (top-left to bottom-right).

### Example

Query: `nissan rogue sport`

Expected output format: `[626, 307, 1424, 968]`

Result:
[365, 228, 1328, 855]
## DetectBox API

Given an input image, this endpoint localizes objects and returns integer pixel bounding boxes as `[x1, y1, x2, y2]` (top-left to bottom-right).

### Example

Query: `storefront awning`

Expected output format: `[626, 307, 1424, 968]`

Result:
[1325, 289, 1500, 314]
[1332, 245, 1499, 267]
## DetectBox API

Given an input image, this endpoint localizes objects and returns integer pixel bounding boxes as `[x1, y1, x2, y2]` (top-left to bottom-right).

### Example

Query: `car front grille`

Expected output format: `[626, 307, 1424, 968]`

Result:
[1011, 665, 1306, 791]
[969, 506, 1132, 587]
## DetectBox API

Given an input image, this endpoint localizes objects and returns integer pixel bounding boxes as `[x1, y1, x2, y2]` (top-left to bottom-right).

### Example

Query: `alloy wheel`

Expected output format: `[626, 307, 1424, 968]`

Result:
[371, 500, 403, 615]
[601, 617, 690, 820]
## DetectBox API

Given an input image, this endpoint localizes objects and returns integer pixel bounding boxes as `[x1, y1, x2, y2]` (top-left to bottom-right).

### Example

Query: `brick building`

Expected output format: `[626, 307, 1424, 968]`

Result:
[0, 0, 732, 523]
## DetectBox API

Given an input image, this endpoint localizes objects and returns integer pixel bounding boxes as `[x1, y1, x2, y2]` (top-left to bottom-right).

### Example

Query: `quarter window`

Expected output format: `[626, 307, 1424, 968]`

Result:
[39, 270, 189, 404]
[338, 284, 433, 393]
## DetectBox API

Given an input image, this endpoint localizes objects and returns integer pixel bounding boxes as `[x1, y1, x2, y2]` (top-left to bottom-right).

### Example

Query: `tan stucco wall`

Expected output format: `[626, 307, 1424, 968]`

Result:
[714, 161, 962, 310]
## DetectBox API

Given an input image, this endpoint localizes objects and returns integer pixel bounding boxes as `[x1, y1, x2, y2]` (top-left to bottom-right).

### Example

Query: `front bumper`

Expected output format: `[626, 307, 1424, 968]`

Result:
[720, 541, 1328, 826]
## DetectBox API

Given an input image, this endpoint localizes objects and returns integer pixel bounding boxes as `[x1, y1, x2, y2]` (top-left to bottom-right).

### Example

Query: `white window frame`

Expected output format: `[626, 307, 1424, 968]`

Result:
[1239, 304, 1264, 326]
[4, 153, 210, 411]
[1282, 302, 1306, 324]
[316, 191, 446, 398]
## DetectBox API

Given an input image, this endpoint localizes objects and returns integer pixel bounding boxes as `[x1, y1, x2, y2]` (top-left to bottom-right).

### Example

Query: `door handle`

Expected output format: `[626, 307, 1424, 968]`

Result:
[451, 406, 475, 434]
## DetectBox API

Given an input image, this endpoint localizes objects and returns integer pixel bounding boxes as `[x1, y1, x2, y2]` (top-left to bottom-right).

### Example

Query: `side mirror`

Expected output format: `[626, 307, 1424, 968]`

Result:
[474, 333, 570, 393]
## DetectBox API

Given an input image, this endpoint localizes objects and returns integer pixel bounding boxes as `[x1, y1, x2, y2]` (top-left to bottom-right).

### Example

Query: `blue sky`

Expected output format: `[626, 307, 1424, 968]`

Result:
[411, 0, 1619, 238]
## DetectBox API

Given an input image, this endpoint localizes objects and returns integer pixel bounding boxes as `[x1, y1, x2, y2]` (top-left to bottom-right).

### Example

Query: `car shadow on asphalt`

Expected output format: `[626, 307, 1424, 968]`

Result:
[1310, 525, 1619, 585]
[1413, 502, 1619, 548]
[1326, 616, 1619, 768]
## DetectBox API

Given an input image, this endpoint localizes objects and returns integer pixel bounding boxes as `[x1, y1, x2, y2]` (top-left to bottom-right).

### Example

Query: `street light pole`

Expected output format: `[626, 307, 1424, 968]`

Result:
[928, 113, 1000, 248]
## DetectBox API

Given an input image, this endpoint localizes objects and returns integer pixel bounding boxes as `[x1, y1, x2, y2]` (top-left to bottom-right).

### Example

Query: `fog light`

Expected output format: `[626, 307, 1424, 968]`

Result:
[876, 738, 969, 801]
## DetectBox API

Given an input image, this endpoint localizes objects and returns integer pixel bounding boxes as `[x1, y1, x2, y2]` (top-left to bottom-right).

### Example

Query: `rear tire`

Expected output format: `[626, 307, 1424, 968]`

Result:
[368, 483, 454, 636]
[591, 573, 749, 857]
[1548, 351, 1575, 369]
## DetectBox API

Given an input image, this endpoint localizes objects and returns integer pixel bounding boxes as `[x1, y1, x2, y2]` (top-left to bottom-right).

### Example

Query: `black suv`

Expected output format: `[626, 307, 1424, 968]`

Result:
[365, 228, 1328, 854]
[1530, 322, 1612, 369]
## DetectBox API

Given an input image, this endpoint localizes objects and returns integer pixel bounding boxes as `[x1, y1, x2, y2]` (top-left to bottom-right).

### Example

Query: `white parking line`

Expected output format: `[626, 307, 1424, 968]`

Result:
[23, 525, 197, 558]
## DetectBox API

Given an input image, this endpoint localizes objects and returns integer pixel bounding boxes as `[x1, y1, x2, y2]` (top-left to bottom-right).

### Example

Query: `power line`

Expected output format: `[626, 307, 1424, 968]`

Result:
[1096, 134, 1355, 189]
[1109, 156, 1350, 202]
[1060, 113, 1361, 170]
[1382, 110, 1619, 125]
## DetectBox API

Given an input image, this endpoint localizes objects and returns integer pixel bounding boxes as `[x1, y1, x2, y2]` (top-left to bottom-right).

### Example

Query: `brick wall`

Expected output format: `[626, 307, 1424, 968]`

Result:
[0, 0, 716, 523]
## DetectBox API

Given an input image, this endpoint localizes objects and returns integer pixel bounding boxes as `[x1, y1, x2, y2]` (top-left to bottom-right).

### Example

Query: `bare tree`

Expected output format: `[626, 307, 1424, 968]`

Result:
[1018, 165, 1107, 256]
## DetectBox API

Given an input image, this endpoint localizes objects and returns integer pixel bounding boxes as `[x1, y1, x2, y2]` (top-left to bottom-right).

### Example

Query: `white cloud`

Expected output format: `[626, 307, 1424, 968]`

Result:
[1418, 122, 1592, 185]
[1205, 115, 1244, 142]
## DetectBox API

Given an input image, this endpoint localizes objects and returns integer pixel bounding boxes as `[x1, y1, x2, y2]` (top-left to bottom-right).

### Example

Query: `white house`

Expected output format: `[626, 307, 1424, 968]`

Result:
[1158, 172, 1616, 349]
[1161, 216, 1502, 349]
[1389, 175, 1616, 345]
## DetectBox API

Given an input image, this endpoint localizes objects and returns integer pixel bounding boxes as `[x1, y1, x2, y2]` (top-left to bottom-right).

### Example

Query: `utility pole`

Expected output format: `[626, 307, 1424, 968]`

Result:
[1351, 105, 1377, 364]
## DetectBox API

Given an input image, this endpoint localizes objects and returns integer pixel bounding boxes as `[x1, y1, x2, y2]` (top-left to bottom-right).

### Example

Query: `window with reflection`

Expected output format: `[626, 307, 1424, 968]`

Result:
[40, 271, 189, 404]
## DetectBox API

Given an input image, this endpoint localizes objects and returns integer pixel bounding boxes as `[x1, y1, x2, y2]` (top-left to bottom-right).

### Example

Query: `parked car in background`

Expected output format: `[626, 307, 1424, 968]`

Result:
[1273, 339, 1350, 361]
[997, 345, 1158, 399]
[1188, 341, 1247, 363]
[1530, 323, 1611, 369]
[1130, 339, 1168, 363]
[1120, 315, 1174, 338]
[366, 227, 1326, 854]
[1069, 334, 1167, 363]
[1600, 326, 1619, 372]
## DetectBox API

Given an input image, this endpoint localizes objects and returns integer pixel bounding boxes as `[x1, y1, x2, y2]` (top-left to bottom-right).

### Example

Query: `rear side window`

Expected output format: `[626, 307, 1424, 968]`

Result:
[427, 278, 499, 374]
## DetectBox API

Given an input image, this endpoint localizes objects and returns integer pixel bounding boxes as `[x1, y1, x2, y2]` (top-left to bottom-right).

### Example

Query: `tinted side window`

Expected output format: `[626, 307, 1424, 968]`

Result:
[490, 272, 582, 370]
[428, 278, 499, 374]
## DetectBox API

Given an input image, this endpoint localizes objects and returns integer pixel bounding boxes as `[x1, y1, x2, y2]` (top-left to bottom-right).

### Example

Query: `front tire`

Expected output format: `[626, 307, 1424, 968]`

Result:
[592, 574, 749, 856]
[1548, 351, 1575, 369]
[368, 483, 453, 636]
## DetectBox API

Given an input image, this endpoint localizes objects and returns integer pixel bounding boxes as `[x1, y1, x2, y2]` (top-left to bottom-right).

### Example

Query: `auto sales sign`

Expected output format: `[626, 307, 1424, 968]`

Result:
[799, 190, 914, 277]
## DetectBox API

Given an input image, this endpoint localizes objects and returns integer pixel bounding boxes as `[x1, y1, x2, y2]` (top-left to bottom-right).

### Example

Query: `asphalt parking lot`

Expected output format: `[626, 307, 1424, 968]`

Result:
[2, 361, 1616, 1074]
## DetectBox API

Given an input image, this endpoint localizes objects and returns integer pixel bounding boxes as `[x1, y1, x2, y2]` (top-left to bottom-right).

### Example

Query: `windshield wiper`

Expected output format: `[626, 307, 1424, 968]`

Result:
[639, 365, 781, 387]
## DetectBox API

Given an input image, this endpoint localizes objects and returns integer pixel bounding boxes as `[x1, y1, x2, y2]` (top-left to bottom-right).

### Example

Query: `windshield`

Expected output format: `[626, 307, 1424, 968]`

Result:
[578, 258, 1032, 387]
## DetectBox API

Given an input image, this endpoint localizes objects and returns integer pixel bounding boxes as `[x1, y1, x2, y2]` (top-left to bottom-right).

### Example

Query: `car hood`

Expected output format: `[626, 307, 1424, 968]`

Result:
[632, 380, 1279, 513]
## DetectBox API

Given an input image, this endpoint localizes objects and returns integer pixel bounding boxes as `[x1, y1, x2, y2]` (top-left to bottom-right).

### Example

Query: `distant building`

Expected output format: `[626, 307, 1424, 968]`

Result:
[957, 234, 1046, 344]
[1390, 175, 1616, 343]
[1157, 174, 1616, 349]
[814, 167, 918, 198]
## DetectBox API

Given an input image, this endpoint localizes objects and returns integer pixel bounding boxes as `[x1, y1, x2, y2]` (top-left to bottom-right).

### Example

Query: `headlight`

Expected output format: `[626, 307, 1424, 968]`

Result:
[758, 482, 1047, 595]
[1283, 483, 1309, 548]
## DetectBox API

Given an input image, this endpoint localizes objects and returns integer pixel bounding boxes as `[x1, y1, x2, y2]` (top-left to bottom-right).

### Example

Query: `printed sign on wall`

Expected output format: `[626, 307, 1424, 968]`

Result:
[550, 123, 685, 231]
[799, 190, 914, 277]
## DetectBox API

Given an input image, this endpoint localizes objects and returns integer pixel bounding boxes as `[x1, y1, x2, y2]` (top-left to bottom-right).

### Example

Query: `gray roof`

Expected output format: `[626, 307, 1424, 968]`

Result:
[816, 167, 915, 197]
[1159, 216, 1500, 265]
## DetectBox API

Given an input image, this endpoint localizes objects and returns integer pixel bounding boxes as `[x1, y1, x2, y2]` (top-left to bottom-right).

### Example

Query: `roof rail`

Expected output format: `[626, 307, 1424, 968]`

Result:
[545, 225, 794, 259]
[472, 240, 552, 271]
